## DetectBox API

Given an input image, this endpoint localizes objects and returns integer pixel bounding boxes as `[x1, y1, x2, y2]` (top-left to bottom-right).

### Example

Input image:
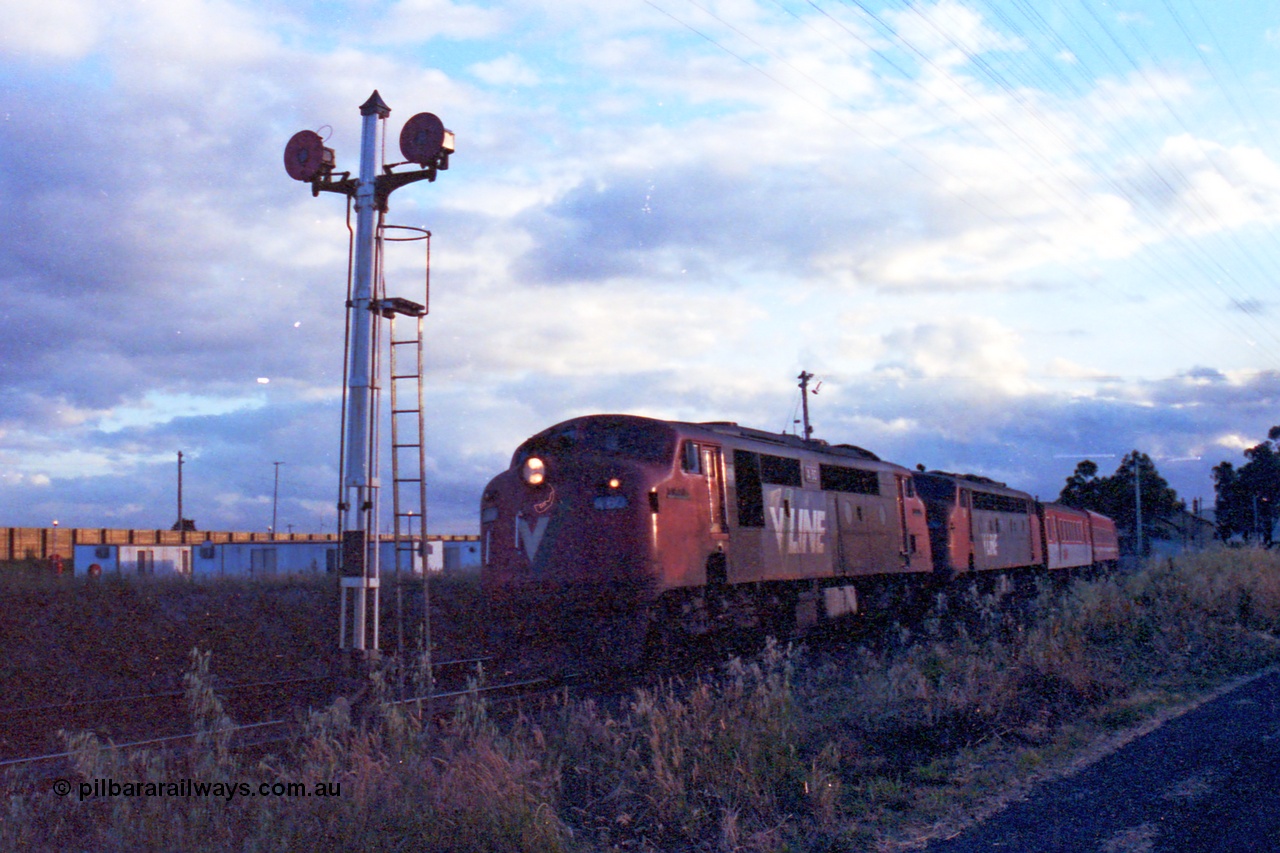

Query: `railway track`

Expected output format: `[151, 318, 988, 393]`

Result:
[0, 628, 874, 785]
[0, 654, 563, 772]
[0, 673, 340, 766]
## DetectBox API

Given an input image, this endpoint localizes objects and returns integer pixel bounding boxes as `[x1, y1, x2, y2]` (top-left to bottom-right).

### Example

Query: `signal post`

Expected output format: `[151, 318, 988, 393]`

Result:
[285, 91, 454, 660]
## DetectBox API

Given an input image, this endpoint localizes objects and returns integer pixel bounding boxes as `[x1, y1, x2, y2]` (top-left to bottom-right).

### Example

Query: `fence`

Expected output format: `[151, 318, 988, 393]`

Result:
[0, 528, 338, 562]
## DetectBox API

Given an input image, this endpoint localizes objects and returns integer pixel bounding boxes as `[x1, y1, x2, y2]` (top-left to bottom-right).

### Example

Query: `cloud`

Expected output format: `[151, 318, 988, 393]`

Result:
[3, 0, 1279, 535]
[874, 317, 1033, 394]
[1216, 433, 1257, 453]
[1183, 366, 1226, 383]
[373, 0, 504, 43]
[469, 53, 541, 87]
[1046, 358, 1121, 383]
[1129, 135, 1280, 233]
[884, 0, 1025, 69]
[1115, 12, 1151, 27]
[0, 0, 107, 61]
[1142, 368, 1280, 409]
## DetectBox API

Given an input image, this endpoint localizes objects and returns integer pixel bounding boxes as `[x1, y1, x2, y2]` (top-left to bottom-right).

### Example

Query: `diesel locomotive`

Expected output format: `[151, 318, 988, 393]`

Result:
[479, 414, 1118, 660]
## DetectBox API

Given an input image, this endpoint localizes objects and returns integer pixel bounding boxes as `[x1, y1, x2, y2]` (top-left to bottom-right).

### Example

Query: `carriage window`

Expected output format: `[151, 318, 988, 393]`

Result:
[733, 450, 765, 527]
[820, 464, 880, 495]
[759, 454, 802, 486]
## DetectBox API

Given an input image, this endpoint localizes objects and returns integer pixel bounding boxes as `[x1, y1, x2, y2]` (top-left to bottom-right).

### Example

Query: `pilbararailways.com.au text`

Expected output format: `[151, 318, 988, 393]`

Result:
[55, 778, 342, 802]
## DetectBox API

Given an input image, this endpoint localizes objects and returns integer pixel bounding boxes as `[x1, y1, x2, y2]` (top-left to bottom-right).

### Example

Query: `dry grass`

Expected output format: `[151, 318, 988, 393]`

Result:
[4, 547, 1279, 851]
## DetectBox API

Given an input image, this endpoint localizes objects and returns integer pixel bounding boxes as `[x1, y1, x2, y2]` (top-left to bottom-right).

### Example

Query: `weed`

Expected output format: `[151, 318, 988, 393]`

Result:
[5, 549, 1280, 851]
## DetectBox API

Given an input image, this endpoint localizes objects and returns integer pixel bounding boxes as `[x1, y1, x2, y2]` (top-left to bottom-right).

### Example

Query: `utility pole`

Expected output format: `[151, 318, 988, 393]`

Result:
[272, 461, 284, 536]
[798, 371, 815, 443]
[1134, 453, 1143, 558]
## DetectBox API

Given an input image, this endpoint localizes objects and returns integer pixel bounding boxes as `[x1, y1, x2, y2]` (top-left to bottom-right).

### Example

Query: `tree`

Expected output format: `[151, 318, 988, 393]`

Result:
[1057, 451, 1184, 555]
[1213, 426, 1280, 545]
[1212, 462, 1247, 541]
[1116, 451, 1184, 551]
[1059, 459, 1102, 510]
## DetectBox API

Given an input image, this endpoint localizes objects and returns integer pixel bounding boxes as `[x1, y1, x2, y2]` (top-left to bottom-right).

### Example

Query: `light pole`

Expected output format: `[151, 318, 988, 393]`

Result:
[176, 451, 184, 531]
[797, 371, 818, 443]
[1253, 494, 1271, 544]
[1133, 455, 1143, 557]
[272, 461, 284, 538]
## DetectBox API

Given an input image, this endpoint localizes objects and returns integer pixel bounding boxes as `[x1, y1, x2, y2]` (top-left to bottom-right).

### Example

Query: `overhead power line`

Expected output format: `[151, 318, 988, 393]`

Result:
[641, 0, 1280, 367]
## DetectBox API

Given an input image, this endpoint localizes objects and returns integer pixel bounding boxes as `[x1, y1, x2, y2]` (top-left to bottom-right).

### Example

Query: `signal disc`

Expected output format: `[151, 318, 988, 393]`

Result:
[400, 113, 445, 166]
[284, 130, 326, 182]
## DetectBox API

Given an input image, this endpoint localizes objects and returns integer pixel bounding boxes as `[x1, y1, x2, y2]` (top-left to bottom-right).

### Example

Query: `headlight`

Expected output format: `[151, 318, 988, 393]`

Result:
[521, 457, 546, 486]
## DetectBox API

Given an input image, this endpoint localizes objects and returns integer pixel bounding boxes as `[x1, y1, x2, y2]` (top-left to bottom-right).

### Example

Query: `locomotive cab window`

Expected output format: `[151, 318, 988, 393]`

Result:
[681, 441, 703, 474]
[733, 450, 765, 527]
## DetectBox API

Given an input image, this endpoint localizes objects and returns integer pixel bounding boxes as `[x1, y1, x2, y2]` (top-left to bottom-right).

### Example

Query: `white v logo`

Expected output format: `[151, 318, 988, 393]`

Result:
[517, 515, 549, 562]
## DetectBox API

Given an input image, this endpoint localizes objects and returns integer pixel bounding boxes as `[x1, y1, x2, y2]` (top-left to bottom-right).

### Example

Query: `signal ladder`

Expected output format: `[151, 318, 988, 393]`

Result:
[371, 297, 431, 693]
[378, 226, 433, 693]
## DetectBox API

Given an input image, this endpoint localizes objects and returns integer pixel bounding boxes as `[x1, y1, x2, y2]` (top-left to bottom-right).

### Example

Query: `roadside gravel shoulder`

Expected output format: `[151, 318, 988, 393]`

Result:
[904, 665, 1280, 852]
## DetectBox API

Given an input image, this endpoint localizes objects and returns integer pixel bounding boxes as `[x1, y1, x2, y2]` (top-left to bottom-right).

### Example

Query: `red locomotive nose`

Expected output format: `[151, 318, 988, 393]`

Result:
[484, 457, 652, 583]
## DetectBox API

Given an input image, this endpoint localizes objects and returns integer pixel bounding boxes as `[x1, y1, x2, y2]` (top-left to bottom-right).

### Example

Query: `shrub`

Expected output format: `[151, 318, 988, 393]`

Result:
[6, 548, 1280, 851]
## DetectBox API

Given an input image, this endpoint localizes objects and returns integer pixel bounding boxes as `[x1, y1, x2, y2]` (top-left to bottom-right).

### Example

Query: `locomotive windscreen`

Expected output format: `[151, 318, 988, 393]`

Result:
[514, 419, 676, 465]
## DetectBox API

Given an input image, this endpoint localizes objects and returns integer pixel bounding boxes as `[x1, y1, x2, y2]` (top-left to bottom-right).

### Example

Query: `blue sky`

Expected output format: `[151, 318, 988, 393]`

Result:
[2, 0, 1279, 534]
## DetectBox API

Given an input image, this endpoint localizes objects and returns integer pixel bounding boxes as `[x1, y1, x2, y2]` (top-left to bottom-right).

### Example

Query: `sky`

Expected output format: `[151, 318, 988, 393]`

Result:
[3, 0, 1280, 535]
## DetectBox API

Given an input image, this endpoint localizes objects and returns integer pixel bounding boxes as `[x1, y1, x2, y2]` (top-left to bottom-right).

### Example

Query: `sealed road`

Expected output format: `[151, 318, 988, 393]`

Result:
[926, 668, 1280, 852]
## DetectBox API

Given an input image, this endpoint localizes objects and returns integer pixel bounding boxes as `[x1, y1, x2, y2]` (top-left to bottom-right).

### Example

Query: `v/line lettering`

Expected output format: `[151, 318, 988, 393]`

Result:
[767, 506, 827, 555]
